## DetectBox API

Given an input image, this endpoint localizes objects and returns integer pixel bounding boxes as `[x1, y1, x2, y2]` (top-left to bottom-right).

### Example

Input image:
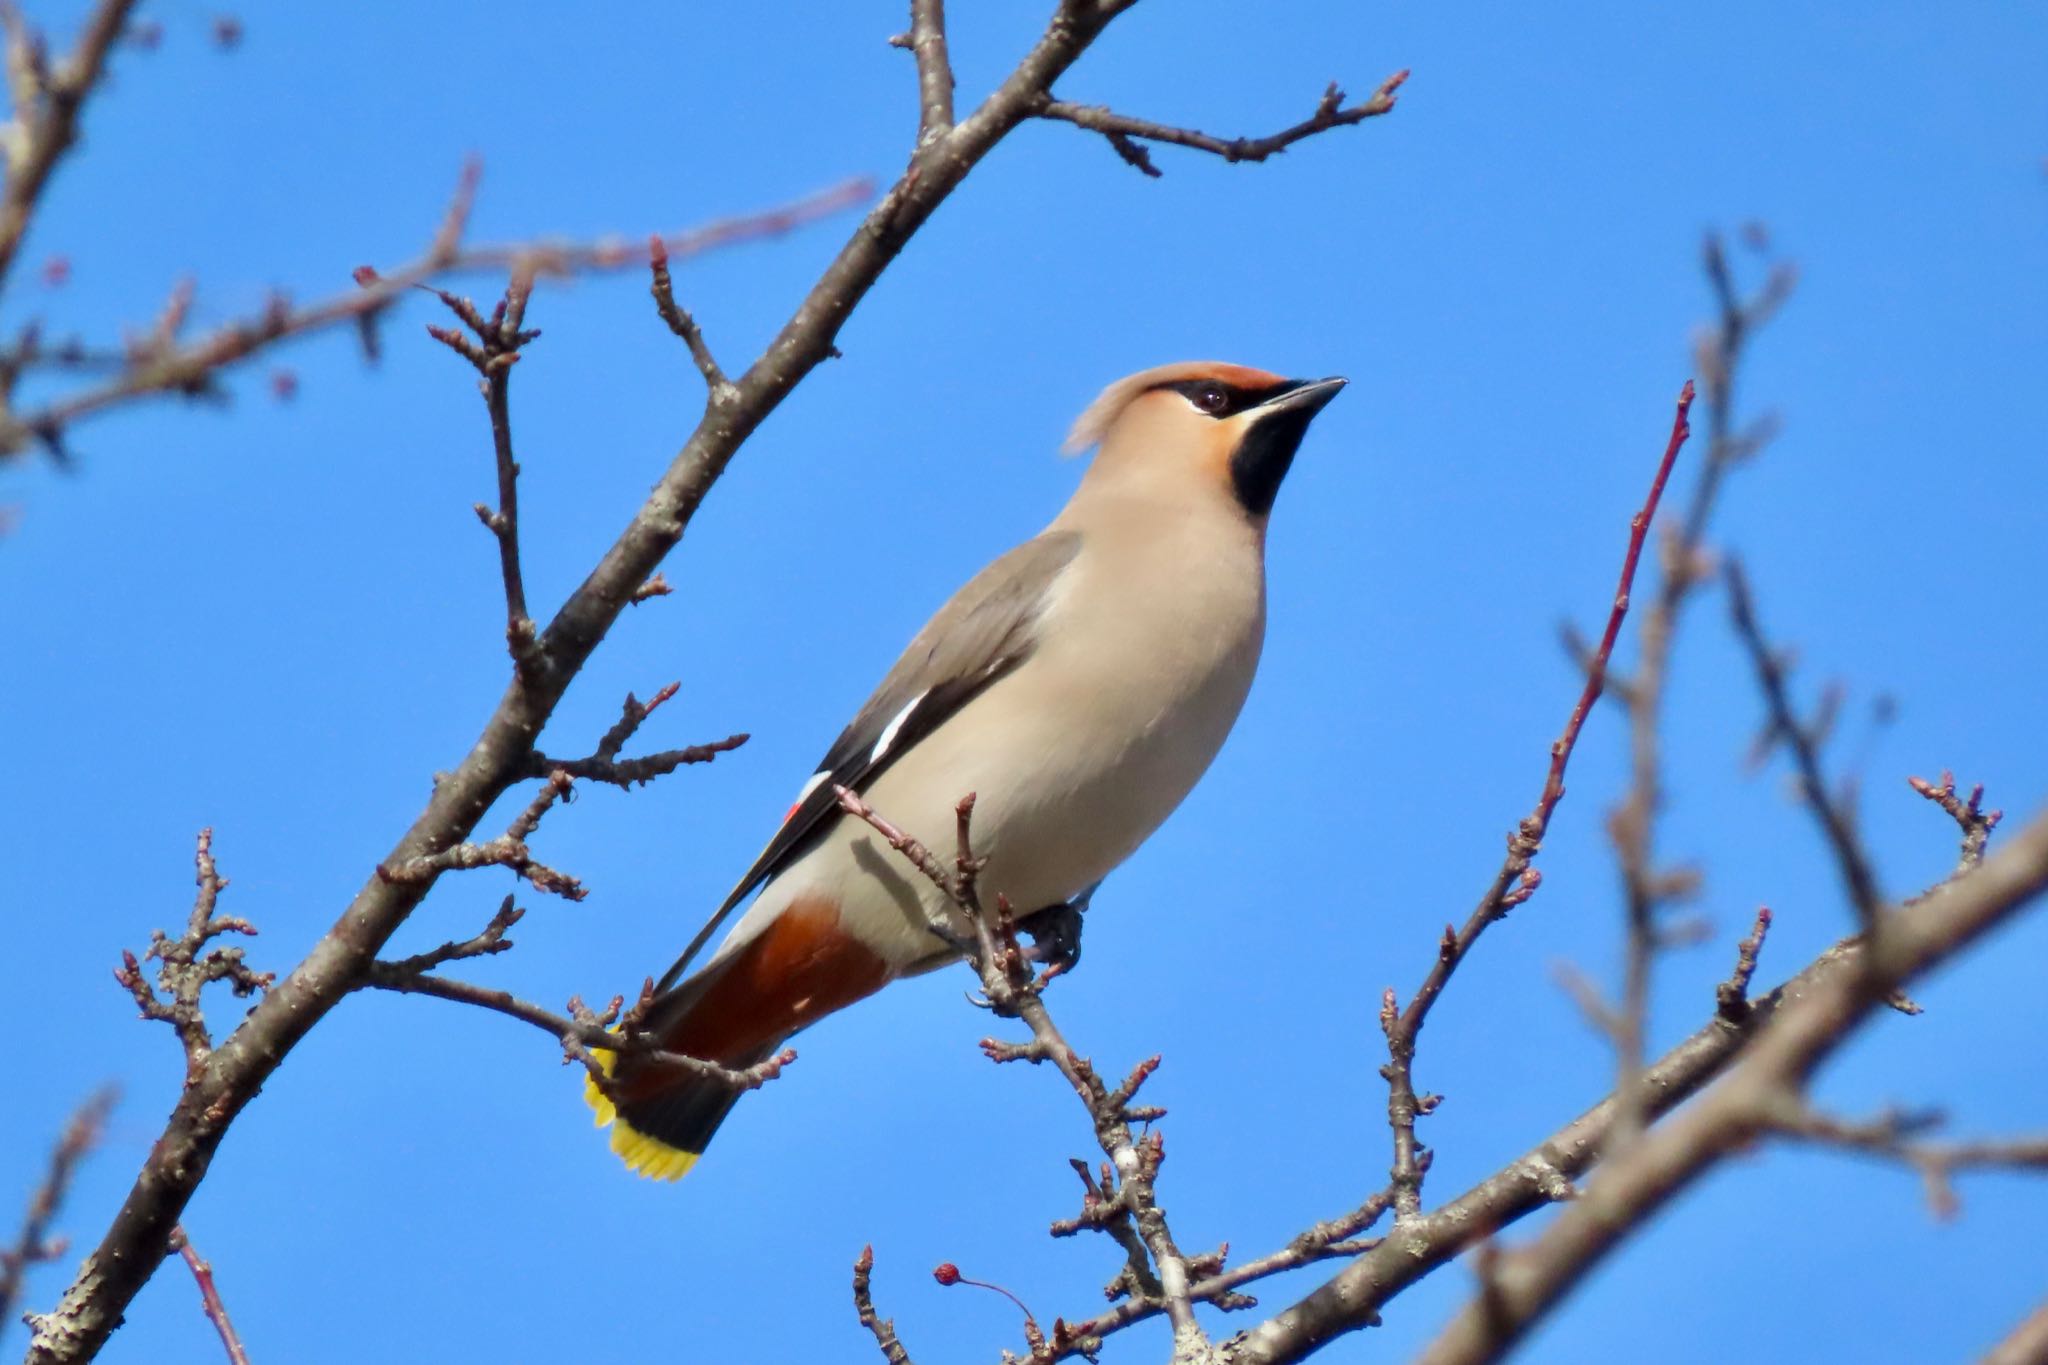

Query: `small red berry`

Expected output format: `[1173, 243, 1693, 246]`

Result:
[932, 1263, 960, 1286]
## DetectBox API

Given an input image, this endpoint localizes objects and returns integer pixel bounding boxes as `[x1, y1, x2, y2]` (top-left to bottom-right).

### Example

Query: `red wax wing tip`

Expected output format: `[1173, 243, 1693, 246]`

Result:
[783, 800, 801, 825]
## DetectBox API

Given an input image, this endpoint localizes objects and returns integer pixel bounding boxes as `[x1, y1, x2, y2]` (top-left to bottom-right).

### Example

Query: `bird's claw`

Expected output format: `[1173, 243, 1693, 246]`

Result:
[1018, 882, 1095, 974]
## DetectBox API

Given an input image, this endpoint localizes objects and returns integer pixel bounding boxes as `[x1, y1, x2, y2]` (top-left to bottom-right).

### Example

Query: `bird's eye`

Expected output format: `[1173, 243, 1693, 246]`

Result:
[1193, 383, 1229, 415]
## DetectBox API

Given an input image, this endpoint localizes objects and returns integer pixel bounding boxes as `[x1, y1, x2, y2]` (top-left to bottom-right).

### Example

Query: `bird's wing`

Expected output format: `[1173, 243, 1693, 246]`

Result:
[655, 530, 1083, 991]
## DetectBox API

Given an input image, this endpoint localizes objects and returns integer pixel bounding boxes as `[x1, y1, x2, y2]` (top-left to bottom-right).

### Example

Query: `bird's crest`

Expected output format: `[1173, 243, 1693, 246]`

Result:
[1062, 360, 1289, 455]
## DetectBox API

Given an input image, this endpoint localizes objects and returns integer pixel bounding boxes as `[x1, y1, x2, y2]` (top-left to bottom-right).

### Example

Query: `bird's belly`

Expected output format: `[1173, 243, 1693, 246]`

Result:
[787, 619, 1261, 967]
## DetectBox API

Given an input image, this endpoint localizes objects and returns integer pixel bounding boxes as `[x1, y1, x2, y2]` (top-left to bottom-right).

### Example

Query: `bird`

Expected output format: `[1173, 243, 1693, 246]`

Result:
[586, 360, 1346, 1179]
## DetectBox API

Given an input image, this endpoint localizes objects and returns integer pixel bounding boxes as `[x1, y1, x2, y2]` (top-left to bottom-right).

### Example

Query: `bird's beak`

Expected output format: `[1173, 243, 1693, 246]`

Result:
[1229, 376, 1347, 517]
[1252, 376, 1348, 417]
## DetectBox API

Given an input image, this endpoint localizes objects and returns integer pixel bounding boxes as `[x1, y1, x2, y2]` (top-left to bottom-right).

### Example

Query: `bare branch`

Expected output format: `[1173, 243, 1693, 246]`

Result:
[111, 830, 272, 1080]
[366, 895, 523, 979]
[1219, 816, 2048, 1365]
[1602, 237, 1794, 1151]
[1769, 1105, 2048, 1219]
[1381, 380, 1695, 1218]
[427, 272, 545, 675]
[1714, 906, 1772, 1021]
[23, 6, 1404, 1355]
[521, 682, 748, 789]
[1910, 770, 2003, 877]
[1981, 1295, 2048, 1365]
[165, 1228, 251, 1365]
[905, 0, 955, 146]
[1036, 70, 1409, 178]
[376, 770, 585, 900]
[0, 175, 871, 466]
[1399, 808, 2048, 1365]
[0, 0, 141, 305]
[648, 237, 729, 395]
[1726, 558, 1883, 928]
[0, 1088, 117, 1344]
[362, 962, 794, 1094]
[839, 786, 1213, 1359]
[852, 1246, 915, 1365]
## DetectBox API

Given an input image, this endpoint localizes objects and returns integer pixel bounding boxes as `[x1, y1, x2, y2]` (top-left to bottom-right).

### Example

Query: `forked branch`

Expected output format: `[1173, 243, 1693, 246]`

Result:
[1036, 70, 1409, 178]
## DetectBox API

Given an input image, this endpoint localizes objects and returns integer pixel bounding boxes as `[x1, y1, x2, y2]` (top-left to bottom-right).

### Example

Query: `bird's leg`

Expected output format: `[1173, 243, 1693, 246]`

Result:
[920, 915, 978, 958]
[1015, 880, 1098, 973]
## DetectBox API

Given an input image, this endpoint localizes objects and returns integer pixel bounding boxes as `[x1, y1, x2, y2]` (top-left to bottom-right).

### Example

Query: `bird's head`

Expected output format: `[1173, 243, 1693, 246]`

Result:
[1063, 361, 1347, 519]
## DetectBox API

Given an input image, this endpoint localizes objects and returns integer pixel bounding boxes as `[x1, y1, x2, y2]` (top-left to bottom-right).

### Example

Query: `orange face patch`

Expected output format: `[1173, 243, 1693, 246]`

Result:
[1065, 360, 1290, 454]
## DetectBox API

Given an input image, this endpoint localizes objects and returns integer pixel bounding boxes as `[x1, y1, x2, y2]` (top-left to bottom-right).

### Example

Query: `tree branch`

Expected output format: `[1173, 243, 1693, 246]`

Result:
[1213, 810, 2048, 1365]
[1726, 557, 1883, 928]
[1036, 70, 1408, 177]
[904, 0, 954, 146]
[1908, 770, 2002, 881]
[1769, 1105, 2048, 1219]
[22, 7, 1402, 1357]
[852, 1246, 915, 1365]
[0, 0, 139, 307]
[361, 964, 795, 1094]
[1981, 1295, 2048, 1365]
[1600, 235, 1793, 1150]
[1401, 808, 2048, 1365]
[836, 787, 1214, 1360]
[425, 272, 545, 675]
[0, 1089, 116, 1348]
[164, 1229, 250, 1365]
[110, 830, 272, 1083]
[647, 238, 728, 396]
[1380, 380, 1694, 1218]
[0, 172, 870, 465]
[520, 683, 749, 789]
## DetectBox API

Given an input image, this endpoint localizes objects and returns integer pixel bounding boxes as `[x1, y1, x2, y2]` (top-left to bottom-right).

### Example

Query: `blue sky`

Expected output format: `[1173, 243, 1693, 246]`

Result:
[5, 3, 2046, 1362]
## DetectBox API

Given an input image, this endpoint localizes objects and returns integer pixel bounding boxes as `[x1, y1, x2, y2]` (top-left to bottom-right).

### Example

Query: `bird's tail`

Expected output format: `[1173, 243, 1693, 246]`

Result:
[583, 1040, 779, 1183]
[581, 892, 893, 1180]
[582, 949, 787, 1182]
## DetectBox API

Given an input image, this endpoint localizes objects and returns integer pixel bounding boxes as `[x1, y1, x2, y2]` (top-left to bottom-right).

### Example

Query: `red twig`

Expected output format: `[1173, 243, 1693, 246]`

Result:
[166, 1227, 251, 1365]
[1537, 380, 1695, 828]
[1381, 381, 1696, 1217]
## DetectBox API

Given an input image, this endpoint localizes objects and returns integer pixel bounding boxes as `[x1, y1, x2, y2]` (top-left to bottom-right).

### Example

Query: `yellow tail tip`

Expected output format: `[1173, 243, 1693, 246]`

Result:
[581, 1047, 701, 1182]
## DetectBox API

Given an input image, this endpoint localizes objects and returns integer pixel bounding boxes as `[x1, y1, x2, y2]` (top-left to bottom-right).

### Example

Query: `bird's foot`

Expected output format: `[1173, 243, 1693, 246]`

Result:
[1016, 881, 1097, 974]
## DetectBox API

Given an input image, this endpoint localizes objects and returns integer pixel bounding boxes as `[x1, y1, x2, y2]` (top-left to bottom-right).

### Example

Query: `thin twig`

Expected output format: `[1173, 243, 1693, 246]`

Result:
[1043, 1188, 1396, 1360]
[429, 271, 545, 675]
[852, 1246, 915, 1364]
[112, 831, 271, 1082]
[1980, 1295, 2048, 1365]
[1400, 809, 2048, 1365]
[1909, 770, 2003, 878]
[905, 0, 955, 146]
[1769, 1104, 2048, 1219]
[648, 238, 729, 396]
[361, 962, 794, 1092]
[376, 770, 585, 900]
[1714, 906, 1772, 1021]
[521, 683, 748, 788]
[367, 895, 523, 978]
[0, 1089, 117, 1344]
[1726, 558, 1883, 929]
[1035, 70, 1408, 177]
[1602, 238, 1795, 1151]
[1381, 380, 1695, 1219]
[23, 7, 1403, 1356]
[0, 175, 871, 464]
[0, 0, 141, 306]
[165, 1227, 251, 1365]
[838, 787, 1209, 1359]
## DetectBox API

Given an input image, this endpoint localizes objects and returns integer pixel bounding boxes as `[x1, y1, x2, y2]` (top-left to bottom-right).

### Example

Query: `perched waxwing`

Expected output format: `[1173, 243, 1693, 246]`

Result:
[587, 361, 1347, 1179]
